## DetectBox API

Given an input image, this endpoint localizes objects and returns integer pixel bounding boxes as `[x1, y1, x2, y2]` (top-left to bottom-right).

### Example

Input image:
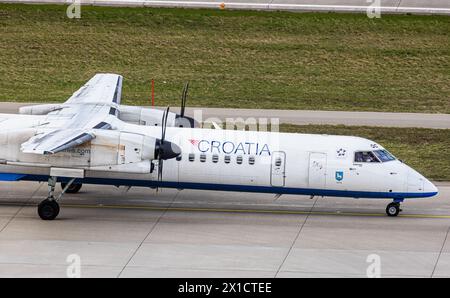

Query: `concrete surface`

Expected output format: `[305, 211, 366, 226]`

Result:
[0, 180, 449, 277]
[1, 102, 449, 129]
[1, 0, 450, 15]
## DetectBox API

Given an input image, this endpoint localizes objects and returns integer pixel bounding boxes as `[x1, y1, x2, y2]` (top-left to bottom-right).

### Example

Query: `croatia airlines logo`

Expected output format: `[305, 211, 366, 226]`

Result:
[188, 139, 271, 155]
[189, 139, 200, 146]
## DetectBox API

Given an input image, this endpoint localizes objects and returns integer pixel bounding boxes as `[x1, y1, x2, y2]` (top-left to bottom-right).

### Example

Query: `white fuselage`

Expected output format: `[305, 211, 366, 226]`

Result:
[0, 113, 438, 200]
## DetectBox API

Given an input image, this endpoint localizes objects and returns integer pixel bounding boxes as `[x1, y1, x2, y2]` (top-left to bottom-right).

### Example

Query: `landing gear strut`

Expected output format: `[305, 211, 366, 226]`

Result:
[61, 182, 82, 194]
[38, 177, 76, 220]
[386, 199, 403, 217]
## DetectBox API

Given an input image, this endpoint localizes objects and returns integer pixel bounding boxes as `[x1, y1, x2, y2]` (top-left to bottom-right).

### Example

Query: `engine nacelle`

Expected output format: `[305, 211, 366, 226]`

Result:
[0, 129, 160, 173]
[0, 128, 38, 161]
[19, 104, 63, 115]
[118, 105, 176, 127]
[89, 160, 153, 174]
[90, 130, 158, 167]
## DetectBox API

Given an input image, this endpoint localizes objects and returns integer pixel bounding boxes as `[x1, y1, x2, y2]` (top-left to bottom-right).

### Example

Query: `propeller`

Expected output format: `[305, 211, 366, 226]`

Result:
[157, 106, 169, 184]
[155, 106, 181, 187]
[175, 82, 198, 128]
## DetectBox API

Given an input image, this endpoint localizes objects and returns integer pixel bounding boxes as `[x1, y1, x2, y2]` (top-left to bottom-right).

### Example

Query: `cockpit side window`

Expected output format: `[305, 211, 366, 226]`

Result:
[354, 151, 380, 163]
[373, 149, 396, 162]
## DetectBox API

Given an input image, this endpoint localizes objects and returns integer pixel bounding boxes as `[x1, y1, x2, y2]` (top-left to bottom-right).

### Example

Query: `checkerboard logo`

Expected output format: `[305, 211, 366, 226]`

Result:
[336, 148, 347, 158]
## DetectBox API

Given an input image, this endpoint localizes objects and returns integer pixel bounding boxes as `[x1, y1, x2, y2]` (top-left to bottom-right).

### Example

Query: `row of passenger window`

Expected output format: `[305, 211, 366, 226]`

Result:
[180, 153, 256, 165]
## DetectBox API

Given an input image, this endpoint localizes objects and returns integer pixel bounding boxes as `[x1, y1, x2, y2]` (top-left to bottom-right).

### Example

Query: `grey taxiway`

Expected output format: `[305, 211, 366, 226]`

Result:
[1, 102, 449, 129]
[2, 0, 450, 15]
[0, 181, 450, 278]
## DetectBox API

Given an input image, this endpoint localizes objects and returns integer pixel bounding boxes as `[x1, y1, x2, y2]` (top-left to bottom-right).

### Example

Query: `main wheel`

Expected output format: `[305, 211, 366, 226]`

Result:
[386, 202, 400, 217]
[61, 183, 82, 194]
[38, 199, 60, 220]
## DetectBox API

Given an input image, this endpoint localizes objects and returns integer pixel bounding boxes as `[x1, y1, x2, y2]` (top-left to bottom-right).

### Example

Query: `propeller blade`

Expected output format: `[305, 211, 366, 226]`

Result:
[180, 82, 189, 117]
[161, 106, 170, 143]
[156, 106, 171, 192]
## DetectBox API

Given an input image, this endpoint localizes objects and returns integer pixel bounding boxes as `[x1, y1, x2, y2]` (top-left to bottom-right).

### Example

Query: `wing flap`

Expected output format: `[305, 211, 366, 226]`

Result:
[21, 129, 95, 155]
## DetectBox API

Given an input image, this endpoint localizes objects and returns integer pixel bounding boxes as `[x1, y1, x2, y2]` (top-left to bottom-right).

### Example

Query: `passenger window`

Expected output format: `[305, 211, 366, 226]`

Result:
[224, 155, 231, 164]
[212, 154, 219, 163]
[200, 154, 206, 162]
[354, 151, 380, 163]
[249, 156, 255, 165]
[188, 153, 195, 162]
[236, 155, 243, 164]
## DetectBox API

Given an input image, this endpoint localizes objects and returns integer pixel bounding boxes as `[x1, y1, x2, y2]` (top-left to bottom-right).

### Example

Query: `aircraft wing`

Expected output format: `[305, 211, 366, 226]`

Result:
[20, 73, 121, 155]
[65, 73, 123, 105]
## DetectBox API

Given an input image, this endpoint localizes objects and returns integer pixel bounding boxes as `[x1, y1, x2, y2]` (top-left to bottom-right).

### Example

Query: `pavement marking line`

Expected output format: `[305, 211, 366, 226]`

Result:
[117, 191, 180, 278]
[0, 184, 43, 233]
[1, 201, 450, 219]
[275, 195, 319, 277]
[431, 226, 450, 278]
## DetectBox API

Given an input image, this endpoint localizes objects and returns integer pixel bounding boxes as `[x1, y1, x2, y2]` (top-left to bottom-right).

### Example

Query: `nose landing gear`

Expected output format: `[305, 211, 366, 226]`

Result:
[386, 199, 403, 217]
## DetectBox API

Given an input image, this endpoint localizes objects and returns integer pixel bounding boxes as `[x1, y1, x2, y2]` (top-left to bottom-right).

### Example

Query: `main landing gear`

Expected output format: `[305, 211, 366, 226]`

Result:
[386, 199, 403, 217]
[37, 177, 81, 220]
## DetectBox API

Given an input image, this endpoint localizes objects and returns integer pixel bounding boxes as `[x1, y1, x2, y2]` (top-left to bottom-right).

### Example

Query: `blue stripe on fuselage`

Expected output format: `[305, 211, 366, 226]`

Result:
[6, 174, 438, 199]
[0, 173, 26, 181]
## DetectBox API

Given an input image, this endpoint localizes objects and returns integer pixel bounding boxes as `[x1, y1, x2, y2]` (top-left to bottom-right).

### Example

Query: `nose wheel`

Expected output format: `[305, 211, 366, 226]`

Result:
[386, 202, 402, 217]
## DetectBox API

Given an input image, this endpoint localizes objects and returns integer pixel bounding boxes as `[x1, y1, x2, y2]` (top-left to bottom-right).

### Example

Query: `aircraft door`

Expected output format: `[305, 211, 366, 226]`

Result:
[271, 151, 286, 187]
[309, 152, 327, 189]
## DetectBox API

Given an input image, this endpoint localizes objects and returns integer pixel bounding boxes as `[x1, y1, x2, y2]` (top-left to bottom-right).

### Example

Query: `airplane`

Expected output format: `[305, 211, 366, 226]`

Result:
[0, 73, 438, 220]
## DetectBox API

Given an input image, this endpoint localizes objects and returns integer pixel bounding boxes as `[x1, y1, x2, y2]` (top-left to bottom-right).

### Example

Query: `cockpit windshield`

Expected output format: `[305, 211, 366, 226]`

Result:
[372, 149, 396, 162]
[354, 151, 379, 163]
[354, 150, 396, 163]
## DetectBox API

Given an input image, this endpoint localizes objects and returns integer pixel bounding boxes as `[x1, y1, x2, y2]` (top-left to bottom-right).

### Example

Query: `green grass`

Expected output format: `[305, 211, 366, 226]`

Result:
[0, 4, 449, 112]
[280, 124, 450, 181]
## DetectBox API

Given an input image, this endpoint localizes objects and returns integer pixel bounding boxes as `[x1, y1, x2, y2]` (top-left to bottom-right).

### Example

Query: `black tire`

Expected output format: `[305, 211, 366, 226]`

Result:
[386, 202, 400, 217]
[61, 183, 82, 194]
[38, 199, 60, 220]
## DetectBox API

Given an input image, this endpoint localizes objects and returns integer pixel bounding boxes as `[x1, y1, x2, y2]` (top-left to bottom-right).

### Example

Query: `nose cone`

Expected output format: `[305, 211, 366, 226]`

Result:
[156, 140, 181, 160]
[406, 166, 438, 198]
[423, 179, 439, 196]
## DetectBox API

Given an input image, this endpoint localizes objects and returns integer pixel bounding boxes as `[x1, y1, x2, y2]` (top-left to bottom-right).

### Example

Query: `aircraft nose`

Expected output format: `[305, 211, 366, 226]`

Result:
[423, 179, 438, 195]
[406, 167, 437, 196]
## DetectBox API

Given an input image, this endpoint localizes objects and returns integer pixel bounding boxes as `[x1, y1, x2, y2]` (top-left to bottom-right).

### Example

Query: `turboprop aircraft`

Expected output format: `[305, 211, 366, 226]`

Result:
[0, 73, 438, 220]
